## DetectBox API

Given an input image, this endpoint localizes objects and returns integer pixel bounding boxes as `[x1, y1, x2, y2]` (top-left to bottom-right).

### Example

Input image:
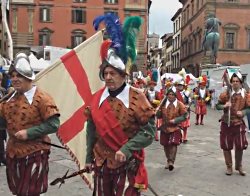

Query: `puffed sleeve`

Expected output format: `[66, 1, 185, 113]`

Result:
[39, 90, 60, 120]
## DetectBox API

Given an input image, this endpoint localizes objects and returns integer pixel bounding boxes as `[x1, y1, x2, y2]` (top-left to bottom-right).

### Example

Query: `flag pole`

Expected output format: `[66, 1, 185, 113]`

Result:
[1, 0, 13, 60]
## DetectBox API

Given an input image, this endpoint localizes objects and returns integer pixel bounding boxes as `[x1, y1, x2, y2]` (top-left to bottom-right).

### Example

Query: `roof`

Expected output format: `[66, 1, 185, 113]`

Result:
[171, 8, 182, 21]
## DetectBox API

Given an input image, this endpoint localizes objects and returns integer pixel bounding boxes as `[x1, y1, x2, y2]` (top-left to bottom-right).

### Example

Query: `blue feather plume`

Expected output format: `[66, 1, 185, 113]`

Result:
[93, 13, 123, 54]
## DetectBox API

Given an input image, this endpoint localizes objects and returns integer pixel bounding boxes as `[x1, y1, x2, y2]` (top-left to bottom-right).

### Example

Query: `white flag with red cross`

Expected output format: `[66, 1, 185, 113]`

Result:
[34, 31, 104, 188]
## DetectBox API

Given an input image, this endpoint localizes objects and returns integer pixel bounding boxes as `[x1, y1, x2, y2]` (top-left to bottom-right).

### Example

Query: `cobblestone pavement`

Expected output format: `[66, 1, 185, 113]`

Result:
[1, 107, 250, 196]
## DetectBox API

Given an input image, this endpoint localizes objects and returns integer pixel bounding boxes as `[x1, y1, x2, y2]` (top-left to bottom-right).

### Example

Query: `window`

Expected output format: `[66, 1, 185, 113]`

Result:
[223, 23, 239, 49]
[40, 7, 51, 22]
[225, 32, 235, 49]
[104, 0, 118, 4]
[247, 30, 250, 49]
[187, 6, 189, 21]
[71, 29, 86, 48]
[191, 0, 194, 16]
[39, 28, 53, 46]
[74, 0, 86, 2]
[196, 0, 199, 11]
[72, 8, 86, 24]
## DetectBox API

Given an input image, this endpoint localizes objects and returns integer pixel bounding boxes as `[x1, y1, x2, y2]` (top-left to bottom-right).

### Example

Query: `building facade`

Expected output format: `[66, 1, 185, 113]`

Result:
[147, 32, 159, 49]
[4, 0, 150, 68]
[171, 8, 182, 73]
[147, 32, 159, 70]
[179, 0, 250, 76]
[161, 33, 173, 73]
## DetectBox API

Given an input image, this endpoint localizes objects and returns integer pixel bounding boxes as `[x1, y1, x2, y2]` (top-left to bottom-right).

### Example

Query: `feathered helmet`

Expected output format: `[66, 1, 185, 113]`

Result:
[198, 75, 207, 86]
[147, 68, 158, 86]
[177, 68, 191, 86]
[165, 77, 173, 89]
[93, 13, 143, 81]
[136, 78, 145, 85]
[9, 52, 35, 81]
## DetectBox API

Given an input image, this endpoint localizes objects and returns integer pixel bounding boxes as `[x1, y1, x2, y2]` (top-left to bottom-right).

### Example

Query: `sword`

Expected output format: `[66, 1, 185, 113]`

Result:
[148, 183, 160, 196]
[50, 167, 92, 187]
[222, 71, 232, 127]
[41, 141, 66, 149]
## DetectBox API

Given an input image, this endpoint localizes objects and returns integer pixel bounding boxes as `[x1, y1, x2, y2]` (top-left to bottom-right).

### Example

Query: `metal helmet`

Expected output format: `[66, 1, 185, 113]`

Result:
[166, 86, 177, 96]
[9, 52, 35, 80]
[177, 79, 185, 85]
[99, 48, 126, 81]
[230, 71, 243, 83]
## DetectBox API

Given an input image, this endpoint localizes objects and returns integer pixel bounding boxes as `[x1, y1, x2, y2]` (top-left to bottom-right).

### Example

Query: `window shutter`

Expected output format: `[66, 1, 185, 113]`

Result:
[83, 10, 86, 23]
[72, 9, 75, 23]
[47, 8, 51, 21]
[39, 34, 42, 46]
[71, 36, 75, 48]
[39, 8, 43, 21]
[47, 34, 51, 46]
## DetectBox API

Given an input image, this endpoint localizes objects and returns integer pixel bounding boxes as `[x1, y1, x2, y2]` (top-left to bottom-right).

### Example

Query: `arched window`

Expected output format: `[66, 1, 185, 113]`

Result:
[223, 23, 240, 49]
[71, 29, 86, 48]
[38, 27, 53, 46]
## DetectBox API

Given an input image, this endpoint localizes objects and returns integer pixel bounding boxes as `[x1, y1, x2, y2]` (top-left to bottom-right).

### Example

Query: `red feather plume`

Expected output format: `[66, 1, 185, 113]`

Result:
[100, 40, 112, 61]
[185, 75, 191, 85]
[202, 75, 207, 83]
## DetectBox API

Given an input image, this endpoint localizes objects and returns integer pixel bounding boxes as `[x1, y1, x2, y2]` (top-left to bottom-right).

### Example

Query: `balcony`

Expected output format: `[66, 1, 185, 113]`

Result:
[125, 0, 146, 10]
[12, 32, 34, 48]
[12, 0, 34, 3]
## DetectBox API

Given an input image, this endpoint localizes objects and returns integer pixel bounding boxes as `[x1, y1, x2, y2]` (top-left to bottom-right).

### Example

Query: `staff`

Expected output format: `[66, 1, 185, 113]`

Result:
[222, 71, 232, 127]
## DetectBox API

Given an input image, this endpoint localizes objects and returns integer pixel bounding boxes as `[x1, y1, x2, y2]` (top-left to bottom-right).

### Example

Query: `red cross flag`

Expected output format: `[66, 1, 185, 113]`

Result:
[34, 31, 104, 188]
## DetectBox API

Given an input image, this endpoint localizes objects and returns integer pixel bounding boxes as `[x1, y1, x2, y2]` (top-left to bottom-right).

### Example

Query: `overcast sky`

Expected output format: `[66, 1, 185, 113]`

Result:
[149, 0, 182, 36]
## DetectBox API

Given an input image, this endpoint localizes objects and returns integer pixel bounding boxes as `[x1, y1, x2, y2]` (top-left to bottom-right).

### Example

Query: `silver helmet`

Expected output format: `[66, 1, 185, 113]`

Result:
[99, 48, 126, 81]
[230, 71, 243, 83]
[9, 52, 35, 80]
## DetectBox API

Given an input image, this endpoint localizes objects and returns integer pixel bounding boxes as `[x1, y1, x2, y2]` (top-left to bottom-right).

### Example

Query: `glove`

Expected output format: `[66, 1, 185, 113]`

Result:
[205, 97, 210, 102]
[84, 106, 92, 119]
[193, 94, 199, 99]
[152, 99, 160, 105]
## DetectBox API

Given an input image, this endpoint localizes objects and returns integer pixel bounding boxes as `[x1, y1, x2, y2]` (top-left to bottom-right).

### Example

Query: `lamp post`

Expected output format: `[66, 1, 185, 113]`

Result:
[1, 0, 13, 60]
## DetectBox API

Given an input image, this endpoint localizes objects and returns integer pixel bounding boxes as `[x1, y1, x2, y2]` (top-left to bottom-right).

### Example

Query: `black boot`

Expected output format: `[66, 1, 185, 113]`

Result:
[0, 138, 6, 166]
[195, 115, 199, 125]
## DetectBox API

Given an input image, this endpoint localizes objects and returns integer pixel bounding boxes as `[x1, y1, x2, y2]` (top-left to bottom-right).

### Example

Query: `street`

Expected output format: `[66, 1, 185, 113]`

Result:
[1, 107, 250, 196]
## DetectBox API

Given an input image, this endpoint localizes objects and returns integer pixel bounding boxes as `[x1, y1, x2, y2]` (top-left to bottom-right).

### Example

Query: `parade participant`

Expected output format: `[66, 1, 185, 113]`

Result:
[216, 71, 250, 176]
[85, 14, 155, 195]
[0, 52, 60, 195]
[145, 79, 161, 141]
[136, 78, 146, 92]
[176, 78, 192, 143]
[193, 75, 210, 125]
[145, 80, 161, 109]
[157, 86, 188, 171]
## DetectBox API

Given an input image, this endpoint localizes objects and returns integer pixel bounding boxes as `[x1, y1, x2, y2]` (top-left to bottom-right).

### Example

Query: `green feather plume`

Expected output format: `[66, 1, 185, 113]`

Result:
[120, 16, 143, 64]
